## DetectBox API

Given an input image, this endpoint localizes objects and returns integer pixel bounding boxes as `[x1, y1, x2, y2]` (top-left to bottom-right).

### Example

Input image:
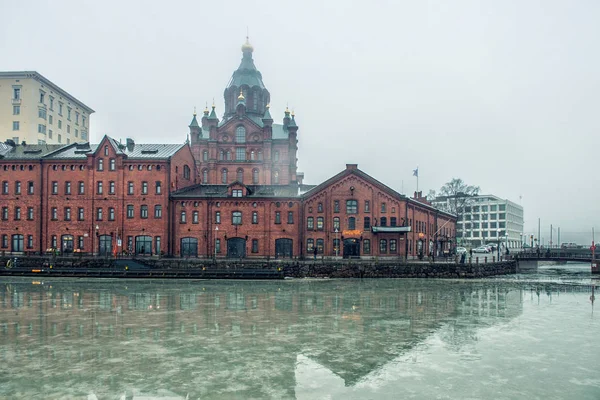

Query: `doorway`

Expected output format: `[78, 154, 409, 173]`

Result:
[227, 237, 246, 258]
[275, 238, 293, 259]
[343, 238, 360, 259]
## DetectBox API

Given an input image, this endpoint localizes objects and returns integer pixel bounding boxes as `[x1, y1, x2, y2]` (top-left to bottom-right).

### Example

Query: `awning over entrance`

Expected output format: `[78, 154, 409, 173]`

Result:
[371, 226, 412, 234]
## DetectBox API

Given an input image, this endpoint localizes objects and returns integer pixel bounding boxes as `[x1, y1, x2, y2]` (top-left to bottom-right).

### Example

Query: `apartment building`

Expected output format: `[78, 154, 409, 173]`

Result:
[0, 71, 94, 145]
[433, 194, 524, 248]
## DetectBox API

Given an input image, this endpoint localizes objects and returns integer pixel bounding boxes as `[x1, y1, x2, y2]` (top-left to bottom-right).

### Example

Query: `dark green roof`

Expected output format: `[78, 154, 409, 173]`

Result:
[226, 52, 266, 90]
[189, 114, 200, 128]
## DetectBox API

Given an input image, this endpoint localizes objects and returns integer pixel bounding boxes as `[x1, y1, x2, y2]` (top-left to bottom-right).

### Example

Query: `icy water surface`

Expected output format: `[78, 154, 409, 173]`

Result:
[0, 263, 598, 399]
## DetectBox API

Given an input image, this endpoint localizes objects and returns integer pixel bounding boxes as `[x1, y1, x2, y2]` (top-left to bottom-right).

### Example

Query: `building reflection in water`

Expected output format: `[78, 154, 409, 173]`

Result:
[0, 279, 526, 399]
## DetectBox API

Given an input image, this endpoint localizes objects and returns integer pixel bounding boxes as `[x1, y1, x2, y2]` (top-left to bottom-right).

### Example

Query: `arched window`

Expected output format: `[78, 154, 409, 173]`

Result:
[97, 158, 104, 171]
[307, 238, 314, 252]
[203, 150, 208, 161]
[237, 168, 243, 183]
[104, 145, 109, 156]
[273, 170, 279, 184]
[380, 217, 387, 227]
[219, 150, 224, 160]
[183, 165, 190, 179]
[202, 169, 208, 184]
[333, 217, 340, 231]
[348, 217, 356, 230]
[235, 126, 246, 143]
[250, 150, 255, 160]
[221, 169, 228, 184]
[258, 151, 263, 161]
[226, 150, 231, 160]
[252, 169, 259, 184]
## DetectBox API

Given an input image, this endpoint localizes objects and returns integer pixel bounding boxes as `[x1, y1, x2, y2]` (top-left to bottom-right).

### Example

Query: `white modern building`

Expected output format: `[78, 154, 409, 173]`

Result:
[0, 71, 94, 145]
[432, 194, 524, 249]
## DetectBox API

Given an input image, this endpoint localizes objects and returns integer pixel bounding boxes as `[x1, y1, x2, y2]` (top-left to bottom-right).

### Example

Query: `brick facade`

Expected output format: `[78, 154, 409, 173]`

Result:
[0, 40, 455, 259]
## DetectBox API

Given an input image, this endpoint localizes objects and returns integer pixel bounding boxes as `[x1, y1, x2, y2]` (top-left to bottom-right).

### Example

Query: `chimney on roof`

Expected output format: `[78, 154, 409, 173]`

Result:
[346, 164, 358, 170]
[297, 172, 304, 185]
[21, 141, 26, 146]
[5, 139, 15, 147]
[126, 138, 135, 152]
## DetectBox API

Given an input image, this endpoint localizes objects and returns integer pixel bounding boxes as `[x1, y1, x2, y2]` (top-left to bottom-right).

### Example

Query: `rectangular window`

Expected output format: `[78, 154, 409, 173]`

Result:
[76, 111, 80, 125]
[216, 239, 221, 253]
[14, 207, 21, 220]
[232, 211, 242, 225]
[38, 108, 47, 119]
[236, 148, 245, 161]
[2, 181, 8, 194]
[287, 211, 294, 224]
[334, 200, 340, 213]
[51, 207, 57, 220]
[155, 237, 161, 255]
[109, 159, 115, 171]
[363, 239, 371, 254]
[39, 91, 45, 103]
[97, 208, 103, 221]
[51, 235, 57, 248]
[27, 207, 34, 220]
[109, 207, 115, 221]
[49, 129, 53, 139]
[13, 106, 20, 115]
[67, 125, 70, 133]
[78, 236, 84, 250]
[232, 189, 243, 197]
[75, 129, 78, 138]
[78, 181, 85, 195]
[15, 181, 21, 195]
[109, 181, 115, 195]
[317, 217, 324, 231]
[333, 217, 340, 231]
[364, 217, 371, 229]
[346, 200, 358, 214]
[307, 239, 314, 252]
[12, 121, 19, 131]
[252, 211, 258, 224]
[215, 211, 221, 224]
[127, 205, 134, 218]
[379, 239, 387, 253]
[154, 205, 162, 218]
[1, 207, 7, 220]
[27, 181, 34, 195]
[1, 235, 7, 248]
[64, 207, 71, 221]
[97, 181, 103, 194]
[275, 211, 281, 224]
[128, 182, 134, 195]
[58, 120, 62, 129]
[390, 239, 397, 253]
[381, 202, 386, 213]
[252, 239, 258, 253]
[155, 181, 162, 194]
[390, 217, 397, 227]
[142, 181, 148, 195]
[67, 107, 71, 120]
[499, 213, 506, 219]
[193, 211, 199, 224]
[49, 97, 54, 110]
[13, 87, 20, 100]
[27, 235, 33, 249]
[348, 217, 356, 230]
[78, 208, 84, 221]
[141, 205, 148, 219]
[307, 217, 314, 230]
[38, 124, 46, 134]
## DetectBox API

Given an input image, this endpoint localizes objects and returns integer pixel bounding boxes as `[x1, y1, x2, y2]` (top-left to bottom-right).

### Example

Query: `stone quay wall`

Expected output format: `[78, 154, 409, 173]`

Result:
[0, 255, 516, 279]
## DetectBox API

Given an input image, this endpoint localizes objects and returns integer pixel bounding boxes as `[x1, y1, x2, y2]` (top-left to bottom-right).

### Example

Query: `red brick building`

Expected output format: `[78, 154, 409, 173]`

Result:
[0, 38, 455, 260]
[0, 135, 196, 256]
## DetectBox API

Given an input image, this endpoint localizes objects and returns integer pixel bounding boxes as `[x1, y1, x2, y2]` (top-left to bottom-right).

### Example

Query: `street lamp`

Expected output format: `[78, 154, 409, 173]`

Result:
[497, 228, 501, 260]
[214, 226, 219, 261]
[335, 229, 339, 258]
[95, 225, 99, 256]
[520, 233, 523, 249]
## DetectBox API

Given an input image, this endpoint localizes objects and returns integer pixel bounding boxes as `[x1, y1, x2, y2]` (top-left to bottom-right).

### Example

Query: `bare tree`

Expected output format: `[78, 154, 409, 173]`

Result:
[436, 178, 480, 218]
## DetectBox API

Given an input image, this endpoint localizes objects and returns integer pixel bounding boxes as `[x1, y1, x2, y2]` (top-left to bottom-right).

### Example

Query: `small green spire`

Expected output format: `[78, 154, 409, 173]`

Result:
[189, 108, 200, 128]
[288, 110, 297, 127]
[208, 103, 218, 120]
[262, 103, 272, 120]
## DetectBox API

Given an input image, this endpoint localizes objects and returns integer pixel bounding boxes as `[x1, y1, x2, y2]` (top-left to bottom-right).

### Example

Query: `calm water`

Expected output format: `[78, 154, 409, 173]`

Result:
[0, 263, 598, 399]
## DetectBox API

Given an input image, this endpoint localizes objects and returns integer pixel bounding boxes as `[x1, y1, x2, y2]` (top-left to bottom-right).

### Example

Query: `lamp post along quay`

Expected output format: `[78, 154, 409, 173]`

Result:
[214, 226, 219, 261]
[95, 225, 99, 256]
[335, 229, 339, 258]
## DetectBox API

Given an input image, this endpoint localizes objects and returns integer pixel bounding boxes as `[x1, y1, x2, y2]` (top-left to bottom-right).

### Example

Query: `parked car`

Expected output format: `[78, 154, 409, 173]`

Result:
[561, 243, 579, 249]
[485, 243, 497, 252]
[456, 247, 467, 255]
[473, 246, 491, 253]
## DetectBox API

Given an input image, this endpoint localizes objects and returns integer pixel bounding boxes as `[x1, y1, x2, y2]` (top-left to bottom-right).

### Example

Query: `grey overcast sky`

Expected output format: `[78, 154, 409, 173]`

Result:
[1, 0, 599, 243]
